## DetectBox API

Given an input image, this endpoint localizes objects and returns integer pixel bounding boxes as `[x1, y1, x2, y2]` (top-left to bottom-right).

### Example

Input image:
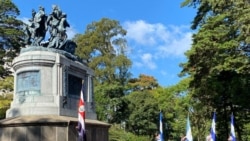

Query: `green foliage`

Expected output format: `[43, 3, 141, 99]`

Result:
[75, 18, 132, 124]
[125, 90, 158, 136]
[154, 78, 194, 140]
[75, 18, 131, 84]
[242, 123, 250, 140]
[109, 124, 150, 141]
[181, 0, 250, 139]
[0, 94, 13, 119]
[0, 75, 14, 90]
[94, 82, 130, 123]
[0, 76, 14, 119]
[0, 0, 25, 77]
[128, 74, 159, 91]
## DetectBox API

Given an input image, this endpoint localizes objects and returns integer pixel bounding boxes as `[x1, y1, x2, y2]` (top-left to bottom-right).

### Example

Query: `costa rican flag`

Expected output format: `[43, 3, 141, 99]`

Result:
[210, 112, 216, 141]
[78, 82, 86, 141]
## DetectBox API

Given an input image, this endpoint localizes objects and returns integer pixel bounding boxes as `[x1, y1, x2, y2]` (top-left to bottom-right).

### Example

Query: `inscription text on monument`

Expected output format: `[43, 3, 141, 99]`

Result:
[16, 71, 41, 95]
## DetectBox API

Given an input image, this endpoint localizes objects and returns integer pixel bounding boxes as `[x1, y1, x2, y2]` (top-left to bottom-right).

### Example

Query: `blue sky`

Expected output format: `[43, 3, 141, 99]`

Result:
[13, 0, 196, 87]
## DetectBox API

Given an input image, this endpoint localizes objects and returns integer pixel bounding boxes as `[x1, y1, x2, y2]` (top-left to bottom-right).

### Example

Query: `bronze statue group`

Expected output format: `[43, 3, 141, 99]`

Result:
[24, 5, 76, 54]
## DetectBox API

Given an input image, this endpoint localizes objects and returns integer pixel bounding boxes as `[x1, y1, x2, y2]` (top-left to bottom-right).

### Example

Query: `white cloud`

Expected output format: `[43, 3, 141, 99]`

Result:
[124, 20, 170, 46]
[124, 20, 192, 57]
[20, 17, 30, 25]
[157, 32, 192, 57]
[141, 53, 156, 70]
[133, 53, 156, 70]
[66, 26, 77, 39]
[133, 61, 143, 68]
[160, 70, 167, 76]
[123, 20, 193, 71]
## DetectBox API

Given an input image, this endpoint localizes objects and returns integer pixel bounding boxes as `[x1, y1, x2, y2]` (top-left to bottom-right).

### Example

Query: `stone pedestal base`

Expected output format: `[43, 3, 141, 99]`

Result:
[0, 115, 110, 141]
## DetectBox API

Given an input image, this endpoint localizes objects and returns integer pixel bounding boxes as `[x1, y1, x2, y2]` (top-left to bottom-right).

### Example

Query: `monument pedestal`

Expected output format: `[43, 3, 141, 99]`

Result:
[0, 46, 110, 141]
[6, 46, 96, 119]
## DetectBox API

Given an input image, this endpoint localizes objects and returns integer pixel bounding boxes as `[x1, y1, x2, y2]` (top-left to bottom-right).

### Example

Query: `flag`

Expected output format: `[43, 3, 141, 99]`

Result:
[210, 112, 216, 141]
[186, 115, 193, 141]
[78, 82, 86, 141]
[230, 114, 236, 141]
[159, 112, 164, 141]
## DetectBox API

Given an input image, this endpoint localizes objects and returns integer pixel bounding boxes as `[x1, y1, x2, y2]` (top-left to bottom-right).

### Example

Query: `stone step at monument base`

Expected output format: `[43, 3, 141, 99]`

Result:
[0, 115, 110, 141]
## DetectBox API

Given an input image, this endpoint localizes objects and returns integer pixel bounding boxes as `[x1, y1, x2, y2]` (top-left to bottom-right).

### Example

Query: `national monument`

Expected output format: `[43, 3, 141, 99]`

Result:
[0, 5, 110, 141]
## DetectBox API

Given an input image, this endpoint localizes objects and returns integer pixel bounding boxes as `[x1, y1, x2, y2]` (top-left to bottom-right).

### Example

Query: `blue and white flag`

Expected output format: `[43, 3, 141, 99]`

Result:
[230, 114, 236, 141]
[210, 112, 216, 141]
[159, 112, 164, 141]
[186, 115, 193, 141]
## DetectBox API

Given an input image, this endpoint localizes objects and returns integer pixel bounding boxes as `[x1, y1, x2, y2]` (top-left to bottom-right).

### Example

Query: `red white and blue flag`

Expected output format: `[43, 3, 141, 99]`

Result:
[78, 83, 86, 141]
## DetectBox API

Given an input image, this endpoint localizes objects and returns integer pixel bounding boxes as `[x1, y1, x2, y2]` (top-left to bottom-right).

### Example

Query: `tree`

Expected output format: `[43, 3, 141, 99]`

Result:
[154, 78, 196, 140]
[180, 0, 250, 139]
[0, 94, 12, 119]
[128, 74, 159, 91]
[125, 90, 159, 137]
[74, 18, 132, 123]
[0, 75, 13, 119]
[94, 84, 130, 123]
[0, 0, 25, 77]
[109, 124, 149, 141]
[0, 75, 14, 91]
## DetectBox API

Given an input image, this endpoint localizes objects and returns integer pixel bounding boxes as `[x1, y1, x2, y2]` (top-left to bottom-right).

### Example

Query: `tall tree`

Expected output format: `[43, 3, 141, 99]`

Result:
[125, 90, 158, 137]
[74, 18, 132, 123]
[0, 0, 25, 77]
[75, 18, 131, 85]
[180, 0, 250, 140]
